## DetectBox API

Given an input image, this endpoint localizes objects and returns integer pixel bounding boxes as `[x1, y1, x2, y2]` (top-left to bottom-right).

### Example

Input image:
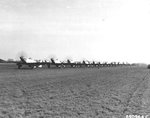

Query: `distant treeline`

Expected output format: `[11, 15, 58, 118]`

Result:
[0, 59, 6, 63]
[0, 59, 18, 63]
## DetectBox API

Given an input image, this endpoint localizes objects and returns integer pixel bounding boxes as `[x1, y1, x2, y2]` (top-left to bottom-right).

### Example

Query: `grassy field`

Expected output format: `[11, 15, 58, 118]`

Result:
[0, 63, 150, 118]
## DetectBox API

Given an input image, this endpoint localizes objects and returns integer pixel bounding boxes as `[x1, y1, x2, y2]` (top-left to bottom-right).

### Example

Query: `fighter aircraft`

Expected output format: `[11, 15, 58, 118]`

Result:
[61, 59, 76, 68]
[50, 58, 63, 68]
[81, 60, 91, 67]
[16, 56, 48, 69]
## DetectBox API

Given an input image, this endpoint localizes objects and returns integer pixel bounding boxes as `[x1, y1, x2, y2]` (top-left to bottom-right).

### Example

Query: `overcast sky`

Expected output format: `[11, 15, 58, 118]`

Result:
[0, 0, 150, 63]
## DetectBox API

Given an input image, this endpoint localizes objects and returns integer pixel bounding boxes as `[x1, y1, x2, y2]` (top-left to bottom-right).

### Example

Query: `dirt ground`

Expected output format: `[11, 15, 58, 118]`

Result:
[0, 63, 150, 118]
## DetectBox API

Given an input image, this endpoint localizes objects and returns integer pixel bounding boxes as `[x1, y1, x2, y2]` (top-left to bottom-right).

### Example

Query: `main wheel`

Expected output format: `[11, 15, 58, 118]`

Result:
[47, 64, 50, 68]
[147, 65, 150, 69]
[18, 64, 22, 69]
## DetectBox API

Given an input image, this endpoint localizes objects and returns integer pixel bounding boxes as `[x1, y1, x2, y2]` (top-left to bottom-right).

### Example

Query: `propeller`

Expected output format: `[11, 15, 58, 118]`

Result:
[15, 51, 28, 61]
[47, 54, 57, 61]
[64, 56, 73, 62]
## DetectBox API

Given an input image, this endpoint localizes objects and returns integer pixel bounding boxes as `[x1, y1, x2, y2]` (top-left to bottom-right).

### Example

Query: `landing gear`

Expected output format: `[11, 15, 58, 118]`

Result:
[17, 63, 22, 69]
[18, 64, 22, 69]
[147, 65, 150, 69]
[29, 65, 34, 69]
[47, 64, 50, 68]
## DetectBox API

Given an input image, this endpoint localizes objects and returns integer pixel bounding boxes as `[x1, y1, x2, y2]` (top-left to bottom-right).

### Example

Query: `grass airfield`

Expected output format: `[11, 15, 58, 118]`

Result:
[0, 63, 150, 118]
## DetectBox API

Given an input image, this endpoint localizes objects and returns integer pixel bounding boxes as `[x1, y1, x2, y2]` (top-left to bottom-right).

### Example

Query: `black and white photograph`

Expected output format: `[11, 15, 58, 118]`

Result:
[0, 0, 150, 117]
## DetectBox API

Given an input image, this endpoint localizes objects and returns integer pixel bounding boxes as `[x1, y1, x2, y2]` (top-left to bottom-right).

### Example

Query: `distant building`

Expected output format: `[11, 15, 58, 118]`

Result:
[7, 59, 14, 63]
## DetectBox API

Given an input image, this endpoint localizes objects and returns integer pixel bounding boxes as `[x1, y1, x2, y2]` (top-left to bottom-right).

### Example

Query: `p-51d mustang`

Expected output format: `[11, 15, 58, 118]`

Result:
[16, 56, 49, 69]
[50, 58, 63, 68]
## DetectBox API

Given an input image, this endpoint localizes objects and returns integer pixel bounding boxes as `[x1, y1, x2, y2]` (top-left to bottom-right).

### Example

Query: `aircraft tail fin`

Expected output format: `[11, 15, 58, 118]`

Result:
[20, 56, 27, 63]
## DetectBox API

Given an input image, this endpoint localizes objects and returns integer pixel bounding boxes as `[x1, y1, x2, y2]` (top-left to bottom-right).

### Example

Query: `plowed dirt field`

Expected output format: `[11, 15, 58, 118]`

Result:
[0, 64, 150, 118]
